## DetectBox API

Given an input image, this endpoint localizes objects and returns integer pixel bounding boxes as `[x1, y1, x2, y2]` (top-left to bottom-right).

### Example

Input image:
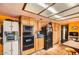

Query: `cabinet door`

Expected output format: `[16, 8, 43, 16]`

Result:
[38, 38, 44, 50]
[3, 21, 11, 31]
[35, 39, 39, 51]
[12, 22, 19, 31]
[0, 44, 3, 55]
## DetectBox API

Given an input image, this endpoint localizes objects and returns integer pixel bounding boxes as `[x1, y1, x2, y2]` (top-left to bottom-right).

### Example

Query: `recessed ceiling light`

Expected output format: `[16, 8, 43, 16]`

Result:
[67, 3, 78, 7]
[57, 17, 69, 20]
[54, 15, 62, 18]
[37, 3, 48, 8]
[38, 3, 58, 14]
[47, 7, 58, 13]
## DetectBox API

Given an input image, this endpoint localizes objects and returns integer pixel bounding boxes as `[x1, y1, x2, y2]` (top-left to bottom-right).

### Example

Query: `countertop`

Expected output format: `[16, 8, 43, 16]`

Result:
[63, 40, 79, 49]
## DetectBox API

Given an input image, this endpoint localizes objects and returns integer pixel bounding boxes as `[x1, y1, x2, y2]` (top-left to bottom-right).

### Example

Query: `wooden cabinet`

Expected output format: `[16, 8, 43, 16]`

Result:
[21, 17, 36, 55]
[38, 38, 44, 50]
[0, 43, 2, 55]
[35, 38, 44, 51]
[35, 39, 39, 51]
[21, 17, 48, 54]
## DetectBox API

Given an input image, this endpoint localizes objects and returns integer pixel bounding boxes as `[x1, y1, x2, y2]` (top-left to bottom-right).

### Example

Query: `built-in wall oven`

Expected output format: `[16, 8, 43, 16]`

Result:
[23, 26, 34, 51]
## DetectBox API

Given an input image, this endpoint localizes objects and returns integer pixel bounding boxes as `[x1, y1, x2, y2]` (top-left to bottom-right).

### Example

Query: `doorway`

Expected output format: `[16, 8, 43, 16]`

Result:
[61, 25, 68, 43]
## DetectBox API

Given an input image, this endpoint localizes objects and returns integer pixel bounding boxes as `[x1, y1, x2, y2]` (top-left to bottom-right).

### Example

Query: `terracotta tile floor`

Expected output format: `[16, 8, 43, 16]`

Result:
[32, 44, 78, 55]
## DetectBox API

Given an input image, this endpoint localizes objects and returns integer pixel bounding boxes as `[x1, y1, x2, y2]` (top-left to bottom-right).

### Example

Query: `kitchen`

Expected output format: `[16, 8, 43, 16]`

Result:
[0, 3, 79, 55]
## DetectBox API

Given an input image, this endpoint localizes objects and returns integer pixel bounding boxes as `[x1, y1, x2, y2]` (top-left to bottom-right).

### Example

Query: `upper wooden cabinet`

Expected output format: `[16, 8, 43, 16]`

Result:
[69, 22, 79, 32]
[21, 17, 30, 25]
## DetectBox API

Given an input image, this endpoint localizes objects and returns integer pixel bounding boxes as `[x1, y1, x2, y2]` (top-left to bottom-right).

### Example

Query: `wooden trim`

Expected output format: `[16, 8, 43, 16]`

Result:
[23, 10, 52, 20]
[18, 16, 21, 55]
[37, 3, 55, 15]
[64, 16, 79, 20]
[55, 16, 79, 21]
[61, 12, 79, 17]
[5, 19, 19, 22]
[48, 5, 79, 17]
[1, 24, 3, 55]
[54, 12, 79, 20]
[22, 3, 53, 21]
[22, 3, 27, 10]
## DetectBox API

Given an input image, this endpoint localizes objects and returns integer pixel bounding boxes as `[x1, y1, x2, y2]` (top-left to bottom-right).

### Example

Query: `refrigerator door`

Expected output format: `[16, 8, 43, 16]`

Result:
[3, 21, 11, 32]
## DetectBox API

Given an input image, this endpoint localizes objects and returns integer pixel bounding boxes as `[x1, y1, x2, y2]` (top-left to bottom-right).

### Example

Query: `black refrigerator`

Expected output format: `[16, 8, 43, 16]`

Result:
[41, 25, 53, 50]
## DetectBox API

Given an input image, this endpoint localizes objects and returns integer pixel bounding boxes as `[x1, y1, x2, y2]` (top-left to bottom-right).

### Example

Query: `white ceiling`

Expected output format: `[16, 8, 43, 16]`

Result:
[0, 3, 56, 22]
[25, 3, 79, 20]
[40, 3, 78, 17]
[0, 3, 79, 24]
[0, 3, 24, 17]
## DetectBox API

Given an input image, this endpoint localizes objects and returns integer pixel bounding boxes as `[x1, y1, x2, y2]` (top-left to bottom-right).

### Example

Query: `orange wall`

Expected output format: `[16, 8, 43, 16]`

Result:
[69, 22, 79, 32]
[0, 15, 18, 22]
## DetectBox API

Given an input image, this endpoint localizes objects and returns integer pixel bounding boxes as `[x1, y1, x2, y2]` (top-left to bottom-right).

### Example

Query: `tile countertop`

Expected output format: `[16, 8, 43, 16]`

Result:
[63, 40, 79, 49]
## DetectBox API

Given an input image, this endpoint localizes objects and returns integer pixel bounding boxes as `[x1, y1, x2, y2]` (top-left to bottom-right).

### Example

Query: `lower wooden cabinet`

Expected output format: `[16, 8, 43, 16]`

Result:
[38, 38, 44, 50]
[0, 44, 3, 55]
[21, 38, 44, 55]
[35, 38, 44, 51]
[35, 39, 39, 51]
[22, 48, 35, 55]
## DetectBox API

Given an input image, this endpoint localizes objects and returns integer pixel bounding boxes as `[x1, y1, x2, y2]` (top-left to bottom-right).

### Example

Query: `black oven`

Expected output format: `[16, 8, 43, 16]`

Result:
[23, 25, 34, 51]
[23, 36, 34, 50]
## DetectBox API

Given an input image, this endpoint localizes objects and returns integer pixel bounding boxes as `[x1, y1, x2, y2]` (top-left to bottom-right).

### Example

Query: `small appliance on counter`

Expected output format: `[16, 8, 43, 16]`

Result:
[37, 31, 44, 38]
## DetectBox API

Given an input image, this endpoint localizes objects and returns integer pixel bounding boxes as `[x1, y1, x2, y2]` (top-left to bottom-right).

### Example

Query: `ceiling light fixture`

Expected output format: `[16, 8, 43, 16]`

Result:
[67, 3, 78, 7]
[37, 3, 70, 20]
[38, 3, 58, 13]
[54, 15, 62, 18]
[56, 17, 69, 20]
[37, 3, 48, 8]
